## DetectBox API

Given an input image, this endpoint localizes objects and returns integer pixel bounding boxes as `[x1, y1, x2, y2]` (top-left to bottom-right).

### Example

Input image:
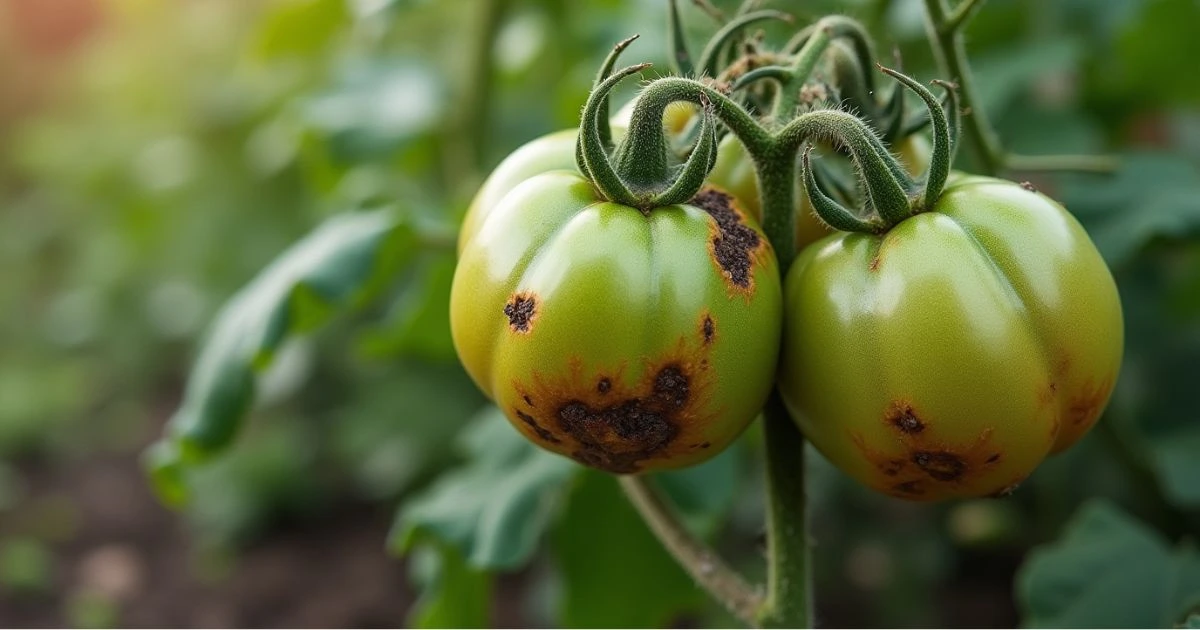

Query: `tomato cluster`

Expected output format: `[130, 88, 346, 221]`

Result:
[450, 31, 1123, 501]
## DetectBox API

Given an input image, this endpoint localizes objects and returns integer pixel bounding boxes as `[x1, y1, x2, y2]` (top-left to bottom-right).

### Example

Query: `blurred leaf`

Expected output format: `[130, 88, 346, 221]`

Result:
[1060, 153, 1200, 266]
[1145, 426, 1200, 510]
[972, 38, 1082, 115]
[0, 537, 53, 593]
[390, 407, 579, 570]
[554, 471, 706, 628]
[144, 208, 438, 506]
[1113, 0, 1200, 105]
[357, 252, 457, 362]
[406, 541, 492, 629]
[1182, 613, 1200, 629]
[66, 590, 120, 629]
[1018, 500, 1200, 628]
[304, 60, 444, 162]
[255, 0, 350, 59]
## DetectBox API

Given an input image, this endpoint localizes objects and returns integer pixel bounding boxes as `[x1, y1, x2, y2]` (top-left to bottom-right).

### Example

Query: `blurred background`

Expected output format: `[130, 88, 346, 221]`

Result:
[0, 0, 1198, 627]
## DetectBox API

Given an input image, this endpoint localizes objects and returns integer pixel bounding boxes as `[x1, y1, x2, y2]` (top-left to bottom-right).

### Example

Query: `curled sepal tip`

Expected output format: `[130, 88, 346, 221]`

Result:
[577, 63, 651, 207]
[696, 9, 793, 78]
[576, 36, 641, 180]
[877, 64, 960, 211]
[652, 93, 718, 207]
[801, 148, 881, 234]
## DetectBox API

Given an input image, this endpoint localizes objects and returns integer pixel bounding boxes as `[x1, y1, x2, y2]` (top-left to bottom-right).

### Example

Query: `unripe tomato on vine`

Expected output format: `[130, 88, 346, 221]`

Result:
[451, 59, 782, 473]
[776, 68, 1123, 501]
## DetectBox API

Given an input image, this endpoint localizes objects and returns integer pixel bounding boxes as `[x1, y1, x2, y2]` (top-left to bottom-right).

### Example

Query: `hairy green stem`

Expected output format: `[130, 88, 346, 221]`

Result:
[923, 0, 1004, 176]
[445, 0, 508, 194]
[758, 395, 812, 628]
[619, 476, 764, 626]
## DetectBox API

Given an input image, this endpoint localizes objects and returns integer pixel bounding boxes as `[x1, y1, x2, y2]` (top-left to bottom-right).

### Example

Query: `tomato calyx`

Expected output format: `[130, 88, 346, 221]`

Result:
[798, 64, 962, 234]
[576, 40, 720, 212]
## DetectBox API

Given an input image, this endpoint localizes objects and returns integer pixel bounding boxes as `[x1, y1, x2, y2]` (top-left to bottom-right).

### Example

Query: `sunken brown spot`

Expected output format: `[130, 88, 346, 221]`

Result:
[892, 480, 925, 496]
[503, 292, 537, 333]
[701, 314, 715, 344]
[522, 394, 534, 406]
[516, 409, 560, 444]
[986, 453, 1001, 464]
[868, 256, 881, 272]
[597, 377, 611, 394]
[690, 188, 763, 291]
[887, 403, 925, 434]
[1020, 181, 1038, 193]
[912, 451, 967, 482]
[1067, 378, 1114, 427]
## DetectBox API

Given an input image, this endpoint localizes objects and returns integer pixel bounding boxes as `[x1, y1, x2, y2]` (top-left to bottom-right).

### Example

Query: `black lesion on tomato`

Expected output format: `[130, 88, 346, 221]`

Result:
[554, 364, 690, 473]
[701, 314, 715, 344]
[597, 377, 611, 394]
[887, 404, 925, 434]
[911, 450, 967, 482]
[515, 409, 560, 444]
[892, 480, 925, 496]
[690, 188, 761, 290]
[503, 292, 537, 333]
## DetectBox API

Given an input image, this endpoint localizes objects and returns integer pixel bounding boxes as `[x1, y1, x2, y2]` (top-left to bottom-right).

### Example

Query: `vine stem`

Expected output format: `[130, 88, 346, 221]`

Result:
[618, 476, 764, 626]
[923, 0, 1004, 176]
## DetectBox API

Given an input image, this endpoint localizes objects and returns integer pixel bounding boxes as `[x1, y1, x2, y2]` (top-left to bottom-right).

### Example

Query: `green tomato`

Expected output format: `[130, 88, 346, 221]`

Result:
[451, 172, 782, 473]
[778, 175, 1123, 501]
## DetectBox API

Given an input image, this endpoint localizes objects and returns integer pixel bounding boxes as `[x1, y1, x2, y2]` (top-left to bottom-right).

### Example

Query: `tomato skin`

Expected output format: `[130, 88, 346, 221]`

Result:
[778, 175, 1123, 501]
[452, 173, 782, 473]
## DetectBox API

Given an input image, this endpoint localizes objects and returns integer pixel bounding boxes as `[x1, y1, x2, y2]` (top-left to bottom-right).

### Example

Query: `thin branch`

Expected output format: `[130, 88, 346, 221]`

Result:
[1006, 153, 1120, 174]
[942, 0, 985, 35]
[619, 476, 763, 626]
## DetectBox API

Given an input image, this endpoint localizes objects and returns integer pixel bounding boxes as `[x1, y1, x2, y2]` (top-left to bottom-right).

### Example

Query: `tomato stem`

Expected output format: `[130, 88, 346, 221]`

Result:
[757, 394, 813, 628]
[618, 476, 764, 626]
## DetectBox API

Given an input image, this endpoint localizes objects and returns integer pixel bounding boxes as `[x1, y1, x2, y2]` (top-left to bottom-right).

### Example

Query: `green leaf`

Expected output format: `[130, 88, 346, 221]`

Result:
[1017, 500, 1200, 628]
[145, 208, 431, 507]
[406, 541, 492, 629]
[356, 251, 457, 362]
[554, 471, 707, 628]
[389, 407, 579, 570]
[1060, 153, 1200, 266]
[1146, 426, 1200, 510]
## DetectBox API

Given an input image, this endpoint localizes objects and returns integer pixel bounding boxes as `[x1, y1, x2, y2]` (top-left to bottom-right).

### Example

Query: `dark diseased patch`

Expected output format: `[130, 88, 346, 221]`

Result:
[597, 377, 611, 394]
[881, 459, 906, 476]
[690, 188, 761, 291]
[503, 292, 537, 333]
[522, 394, 534, 406]
[887, 403, 925, 434]
[515, 409, 560, 444]
[554, 365, 691, 473]
[1020, 181, 1038, 193]
[701, 313, 715, 344]
[986, 453, 1001, 464]
[912, 451, 967, 482]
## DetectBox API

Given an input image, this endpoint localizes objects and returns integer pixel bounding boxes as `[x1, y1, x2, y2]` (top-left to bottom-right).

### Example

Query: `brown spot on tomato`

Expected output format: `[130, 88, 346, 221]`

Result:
[868, 256, 880, 272]
[690, 187, 765, 295]
[701, 313, 715, 344]
[1068, 378, 1114, 427]
[986, 453, 1001, 464]
[912, 451, 967, 481]
[515, 409, 559, 444]
[522, 394, 534, 407]
[886, 402, 925, 434]
[504, 292, 538, 333]
[892, 480, 925, 496]
[510, 338, 717, 474]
